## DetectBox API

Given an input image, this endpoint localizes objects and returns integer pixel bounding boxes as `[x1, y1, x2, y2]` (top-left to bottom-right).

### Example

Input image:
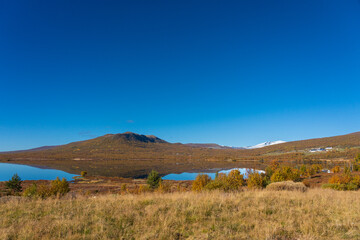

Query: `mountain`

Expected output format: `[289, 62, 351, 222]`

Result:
[245, 140, 286, 149]
[105, 132, 167, 144]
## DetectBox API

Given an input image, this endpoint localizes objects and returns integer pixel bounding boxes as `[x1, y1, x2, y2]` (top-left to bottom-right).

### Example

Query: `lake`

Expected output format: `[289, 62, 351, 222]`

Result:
[162, 168, 265, 181]
[0, 163, 78, 181]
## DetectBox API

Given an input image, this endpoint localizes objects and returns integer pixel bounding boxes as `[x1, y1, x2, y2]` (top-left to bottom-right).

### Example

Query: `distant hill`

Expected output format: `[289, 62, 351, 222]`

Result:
[1, 131, 360, 178]
[251, 132, 360, 154]
[1, 145, 59, 153]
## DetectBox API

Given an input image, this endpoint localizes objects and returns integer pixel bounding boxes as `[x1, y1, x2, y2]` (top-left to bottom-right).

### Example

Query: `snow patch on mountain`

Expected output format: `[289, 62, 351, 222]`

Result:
[245, 140, 286, 149]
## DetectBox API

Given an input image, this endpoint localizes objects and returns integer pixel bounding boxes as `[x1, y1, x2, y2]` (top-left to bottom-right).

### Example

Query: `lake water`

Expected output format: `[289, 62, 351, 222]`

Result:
[162, 168, 265, 181]
[0, 163, 78, 181]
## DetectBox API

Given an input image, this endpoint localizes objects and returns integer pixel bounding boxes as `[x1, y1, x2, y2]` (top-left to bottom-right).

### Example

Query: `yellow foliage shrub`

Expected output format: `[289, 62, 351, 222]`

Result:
[225, 170, 245, 190]
[157, 180, 171, 193]
[332, 166, 341, 173]
[247, 172, 267, 189]
[270, 166, 301, 183]
[192, 174, 211, 192]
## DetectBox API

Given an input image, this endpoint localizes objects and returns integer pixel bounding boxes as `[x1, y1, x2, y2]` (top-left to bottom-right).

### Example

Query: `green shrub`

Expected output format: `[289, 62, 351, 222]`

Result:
[192, 174, 211, 192]
[299, 165, 307, 176]
[23, 178, 70, 199]
[322, 183, 350, 191]
[344, 166, 351, 175]
[353, 164, 360, 172]
[36, 183, 53, 199]
[204, 173, 227, 190]
[50, 177, 70, 196]
[23, 183, 38, 198]
[351, 175, 360, 186]
[147, 170, 161, 189]
[5, 173, 22, 194]
[355, 153, 360, 163]
[121, 184, 127, 192]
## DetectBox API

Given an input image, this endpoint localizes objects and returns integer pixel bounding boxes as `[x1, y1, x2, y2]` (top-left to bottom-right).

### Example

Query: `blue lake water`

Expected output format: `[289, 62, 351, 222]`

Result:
[162, 168, 265, 181]
[0, 163, 78, 181]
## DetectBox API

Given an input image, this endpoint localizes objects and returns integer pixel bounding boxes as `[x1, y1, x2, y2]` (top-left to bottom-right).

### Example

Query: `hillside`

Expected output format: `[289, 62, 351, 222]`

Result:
[1, 131, 360, 177]
[249, 132, 360, 154]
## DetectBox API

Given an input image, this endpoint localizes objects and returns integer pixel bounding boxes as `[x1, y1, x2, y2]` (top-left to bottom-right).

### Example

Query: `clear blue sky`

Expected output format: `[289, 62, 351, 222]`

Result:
[1, 0, 360, 151]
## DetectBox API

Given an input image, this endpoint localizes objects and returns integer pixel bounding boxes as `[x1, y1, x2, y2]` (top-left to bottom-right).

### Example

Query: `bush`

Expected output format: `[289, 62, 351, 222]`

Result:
[147, 170, 161, 189]
[353, 164, 360, 172]
[247, 172, 268, 189]
[329, 175, 351, 185]
[50, 177, 70, 196]
[204, 173, 227, 190]
[224, 170, 245, 191]
[23, 178, 70, 199]
[121, 184, 127, 193]
[322, 183, 358, 191]
[267, 181, 307, 192]
[5, 174, 22, 194]
[310, 164, 322, 174]
[36, 183, 53, 199]
[23, 183, 38, 198]
[332, 166, 341, 173]
[137, 185, 152, 194]
[344, 166, 351, 175]
[351, 175, 360, 186]
[299, 165, 307, 176]
[157, 180, 171, 193]
[81, 171, 87, 177]
[355, 153, 360, 163]
[203, 171, 245, 192]
[324, 173, 360, 191]
[192, 174, 211, 191]
[265, 161, 280, 178]
[270, 166, 301, 182]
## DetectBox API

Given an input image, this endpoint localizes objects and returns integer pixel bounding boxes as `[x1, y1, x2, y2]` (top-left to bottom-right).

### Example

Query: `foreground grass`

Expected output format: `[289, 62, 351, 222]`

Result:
[1, 189, 360, 240]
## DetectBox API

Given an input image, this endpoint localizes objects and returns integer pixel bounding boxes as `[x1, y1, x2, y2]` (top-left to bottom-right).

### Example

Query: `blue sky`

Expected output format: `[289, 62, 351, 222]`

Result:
[1, 0, 360, 151]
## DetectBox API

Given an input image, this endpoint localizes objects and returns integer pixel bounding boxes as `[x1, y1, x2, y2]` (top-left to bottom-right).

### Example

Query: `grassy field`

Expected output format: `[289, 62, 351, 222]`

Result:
[1, 189, 360, 239]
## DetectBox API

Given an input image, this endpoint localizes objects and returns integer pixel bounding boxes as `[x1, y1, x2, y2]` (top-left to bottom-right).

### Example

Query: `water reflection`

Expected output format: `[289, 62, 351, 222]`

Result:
[0, 163, 78, 181]
[162, 168, 264, 181]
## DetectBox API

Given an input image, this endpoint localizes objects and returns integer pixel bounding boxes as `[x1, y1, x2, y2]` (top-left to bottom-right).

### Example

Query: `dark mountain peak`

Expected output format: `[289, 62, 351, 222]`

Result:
[105, 132, 167, 143]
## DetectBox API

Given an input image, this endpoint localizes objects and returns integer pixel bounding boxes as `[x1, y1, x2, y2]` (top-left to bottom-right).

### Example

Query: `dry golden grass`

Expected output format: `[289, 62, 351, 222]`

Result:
[1, 189, 360, 239]
[266, 181, 308, 192]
